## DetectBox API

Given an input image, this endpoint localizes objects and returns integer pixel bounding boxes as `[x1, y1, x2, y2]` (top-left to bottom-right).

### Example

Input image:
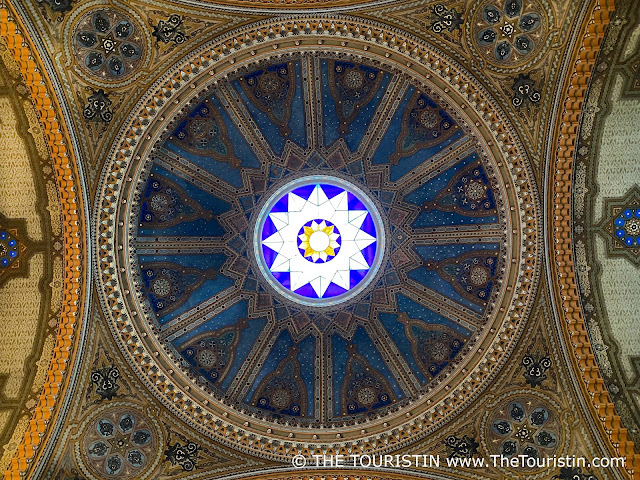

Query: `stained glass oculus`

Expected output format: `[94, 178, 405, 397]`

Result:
[255, 177, 384, 306]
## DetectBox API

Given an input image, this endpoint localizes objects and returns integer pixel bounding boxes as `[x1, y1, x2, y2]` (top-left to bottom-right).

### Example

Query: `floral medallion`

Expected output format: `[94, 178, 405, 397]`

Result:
[78, 406, 161, 480]
[468, 0, 551, 71]
[482, 391, 566, 474]
[70, 7, 147, 84]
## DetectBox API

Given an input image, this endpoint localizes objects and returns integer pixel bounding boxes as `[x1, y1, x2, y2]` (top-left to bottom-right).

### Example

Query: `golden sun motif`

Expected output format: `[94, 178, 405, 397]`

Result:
[297, 220, 341, 263]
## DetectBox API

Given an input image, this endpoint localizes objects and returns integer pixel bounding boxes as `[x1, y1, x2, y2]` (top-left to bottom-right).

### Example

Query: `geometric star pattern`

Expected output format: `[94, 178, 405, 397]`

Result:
[260, 182, 378, 300]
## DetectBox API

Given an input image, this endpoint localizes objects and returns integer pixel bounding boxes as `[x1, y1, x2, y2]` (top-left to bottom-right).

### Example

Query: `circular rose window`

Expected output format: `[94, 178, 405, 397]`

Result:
[255, 176, 384, 306]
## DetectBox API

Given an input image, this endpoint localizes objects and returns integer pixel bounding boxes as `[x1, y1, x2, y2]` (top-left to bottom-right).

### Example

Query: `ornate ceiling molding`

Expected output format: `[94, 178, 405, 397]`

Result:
[165, 0, 400, 13]
[548, 0, 640, 476]
[0, 5, 88, 480]
[214, 469, 458, 480]
[94, 14, 541, 460]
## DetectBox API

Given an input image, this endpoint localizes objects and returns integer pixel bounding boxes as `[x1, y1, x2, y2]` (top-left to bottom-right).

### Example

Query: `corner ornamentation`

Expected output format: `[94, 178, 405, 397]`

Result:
[152, 15, 186, 45]
[90, 365, 120, 401]
[83, 89, 113, 123]
[511, 73, 541, 108]
[521, 353, 552, 387]
[444, 434, 479, 459]
[430, 4, 463, 34]
[165, 440, 200, 471]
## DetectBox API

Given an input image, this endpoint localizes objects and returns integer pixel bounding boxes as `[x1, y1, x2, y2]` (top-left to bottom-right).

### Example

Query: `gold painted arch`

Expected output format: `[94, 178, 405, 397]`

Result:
[0, 4, 88, 480]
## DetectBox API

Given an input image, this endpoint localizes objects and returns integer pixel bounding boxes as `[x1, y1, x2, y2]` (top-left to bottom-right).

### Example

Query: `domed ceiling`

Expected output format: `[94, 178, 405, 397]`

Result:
[1, 0, 638, 479]
[96, 47, 537, 450]
[0, 42, 68, 474]
[571, 0, 640, 449]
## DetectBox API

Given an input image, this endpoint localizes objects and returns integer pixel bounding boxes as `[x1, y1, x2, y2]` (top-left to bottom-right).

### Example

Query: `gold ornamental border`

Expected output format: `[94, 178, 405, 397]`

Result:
[215, 471, 449, 480]
[180, 0, 388, 8]
[95, 14, 540, 460]
[549, 0, 640, 477]
[0, 5, 87, 480]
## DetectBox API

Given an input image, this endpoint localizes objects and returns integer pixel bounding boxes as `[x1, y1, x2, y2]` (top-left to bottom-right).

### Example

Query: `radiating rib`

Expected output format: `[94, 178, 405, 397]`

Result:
[399, 281, 484, 331]
[226, 322, 281, 401]
[358, 77, 408, 160]
[300, 55, 316, 151]
[323, 333, 335, 420]
[155, 147, 244, 199]
[160, 287, 242, 341]
[364, 319, 422, 394]
[410, 224, 505, 245]
[132, 237, 230, 254]
[308, 55, 324, 150]
[216, 83, 278, 164]
[317, 333, 329, 422]
[390, 136, 477, 190]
